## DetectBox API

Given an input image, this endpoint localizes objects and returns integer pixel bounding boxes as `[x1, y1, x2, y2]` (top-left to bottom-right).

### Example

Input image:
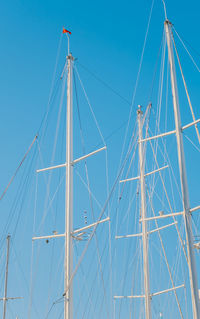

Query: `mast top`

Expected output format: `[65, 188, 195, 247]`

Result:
[137, 105, 143, 115]
[164, 19, 173, 26]
[67, 53, 74, 60]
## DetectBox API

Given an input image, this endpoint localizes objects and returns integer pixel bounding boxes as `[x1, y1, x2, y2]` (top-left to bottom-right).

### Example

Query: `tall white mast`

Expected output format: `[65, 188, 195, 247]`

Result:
[137, 106, 152, 319]
[164, 20, 200, 319]
[3, 235, 10, 319]
[33, 33, 107, 318]
[65, 52, 74, 319]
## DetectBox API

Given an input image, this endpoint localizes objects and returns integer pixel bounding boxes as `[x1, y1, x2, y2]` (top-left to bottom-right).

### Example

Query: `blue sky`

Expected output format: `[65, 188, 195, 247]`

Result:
[0, 0, 200, 318]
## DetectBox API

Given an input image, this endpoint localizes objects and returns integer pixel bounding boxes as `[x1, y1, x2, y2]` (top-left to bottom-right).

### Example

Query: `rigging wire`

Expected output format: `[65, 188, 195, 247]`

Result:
[31, 48, 113, 319]
[74, 169, 102, 210]
[0, 35, 65, 318]
[74, 66, 106, 146]
[112, 10, 158, 310]
[11, 241, 39, 316]
[73, 241, 96, 318]
[118, 0, 155, 176]
[172, 27, 200, 73]
[36, 30, 64, 140]
[0, 145, 41, 318]
[146, 109, 184, 317]
[146, 188, 184, 318]
[11, 147, 38, 240]
[42, 120, 65, 317]
[112, 121, 138, 317]
[148, 138, 187, 260]
[126, 80, 187, 318]
[63, 121, 143, 300]
[10, 151, 41, 319]
[171, 28, 200, 144]
[0, 142, 38, 248]
[114, 131, 139, 317]
[0, 135, 38, 202]
[144, 30, 187, 262]
[76, 61, 131, 106]
[36, 69, 67, 233]
[183, 134, 200, 153]
[147, 29, 165, 102]
[81, 236, 110, 319]
[115, 107, 150, 317]
[45, 296, 64, 319]
[29, 79, 67, 317]
[147, 126, 182, 203]
[45, 244, 65, 318]
[73, 70, 110, 318]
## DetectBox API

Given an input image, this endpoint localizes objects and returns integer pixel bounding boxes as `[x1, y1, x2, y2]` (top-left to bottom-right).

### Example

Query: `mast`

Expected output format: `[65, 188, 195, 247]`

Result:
[3, 234, 10, 319]
[65, 52, 74, 319]
[164, 20, 200, 319]
[33, 32, 107, 318]
[137, 106, 152, 319]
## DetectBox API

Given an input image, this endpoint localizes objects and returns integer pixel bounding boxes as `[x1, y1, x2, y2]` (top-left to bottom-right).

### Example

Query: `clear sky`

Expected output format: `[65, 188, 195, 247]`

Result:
[0, 0, 200, 167]
[0, 0, 200, 318]
[0, 0, 200, 159]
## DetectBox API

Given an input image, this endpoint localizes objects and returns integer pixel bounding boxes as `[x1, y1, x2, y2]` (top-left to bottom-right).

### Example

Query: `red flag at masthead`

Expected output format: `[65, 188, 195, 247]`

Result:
[63, 28, 71, 35]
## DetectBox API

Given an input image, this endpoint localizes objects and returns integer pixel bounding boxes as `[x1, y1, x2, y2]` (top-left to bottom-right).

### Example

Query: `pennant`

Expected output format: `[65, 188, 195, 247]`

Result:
[63, 28, 71, 35]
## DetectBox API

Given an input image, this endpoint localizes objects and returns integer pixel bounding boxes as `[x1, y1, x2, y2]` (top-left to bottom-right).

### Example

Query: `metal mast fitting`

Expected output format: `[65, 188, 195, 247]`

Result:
[65, 53, 74, 319]
[137, 105, 152, 319]
[164, 20, 200, 319]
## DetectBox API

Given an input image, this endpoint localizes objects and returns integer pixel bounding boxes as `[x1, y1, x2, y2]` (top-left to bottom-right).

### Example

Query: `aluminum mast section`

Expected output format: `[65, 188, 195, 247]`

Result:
[164, 20, 200, 319]
[33, 47, 107, 318]
[65, 53, 74, 319]
[137, 106, 152, 319]
[3, 235, 10, 319]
